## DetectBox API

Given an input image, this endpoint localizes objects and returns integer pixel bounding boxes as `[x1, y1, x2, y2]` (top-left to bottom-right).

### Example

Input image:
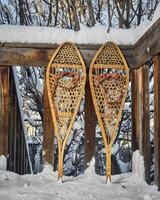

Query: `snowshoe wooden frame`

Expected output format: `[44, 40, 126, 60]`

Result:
[89, 42, 129, 182]
[46, 42, 86, 180]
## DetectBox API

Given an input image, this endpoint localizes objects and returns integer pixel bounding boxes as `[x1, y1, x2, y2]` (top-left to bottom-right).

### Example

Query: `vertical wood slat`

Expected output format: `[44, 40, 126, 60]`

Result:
[0, 71, 3, 154]
[84, 71, 96, 168]
[8, 73, 17, 172]
[8, 75, 14, 171]
[138, 68, 143, 154]
[0, 67, 10, 157]
[131, 68, 144, 153]
[8, 68, 32, 174]
[141, 64, 151, 184]
[131, 69, 140, 151]
[153, 54, 160, 190]
[43, 78, 54, 167]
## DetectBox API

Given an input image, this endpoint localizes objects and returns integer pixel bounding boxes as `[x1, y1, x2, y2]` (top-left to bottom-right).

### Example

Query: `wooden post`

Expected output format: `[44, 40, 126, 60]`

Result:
[8, 75, 17, 172]
[0, 66, 10, 157]
[153, 54, 160, 190]
[131, 68, 143, 153]
[137, 68, 143, 154]
[141, 64, 151, 184]
[84, 70, 96, 168]
[131, 69, 140, 151]
[43, 77, 55, 168]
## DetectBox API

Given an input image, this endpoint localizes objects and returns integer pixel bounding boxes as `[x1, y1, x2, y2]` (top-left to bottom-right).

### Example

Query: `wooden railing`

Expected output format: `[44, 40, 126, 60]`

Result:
[7, 67, 33, 174]
[131, 54, 160, 189]
[0, 17, 160, 188]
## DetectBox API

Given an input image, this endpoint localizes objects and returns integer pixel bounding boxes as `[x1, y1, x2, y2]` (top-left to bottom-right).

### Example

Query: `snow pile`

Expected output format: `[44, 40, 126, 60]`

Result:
[41, 164, 54, 175]
[0, 155, 7, 170]
[0, 151, 160, 200]
[85, 157, 95, 175]
[0, 24, 135, 45]
[152, 3, 160, 23]
[0, 4, 159, 45]
[132, 150, 145, 182]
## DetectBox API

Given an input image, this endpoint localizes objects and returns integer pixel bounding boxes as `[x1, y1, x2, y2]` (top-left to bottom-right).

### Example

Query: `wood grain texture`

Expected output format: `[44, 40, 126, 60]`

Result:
[0, 46, 135, 68]
[131, 69, 139, 151]
[141, 64, 151, 185]
[84, 71, 96, 169]
[134, 18, 160, 68]
[0, 67, 10, 156]
[43, 78, 55, 167]
[153, 54, 160, 190]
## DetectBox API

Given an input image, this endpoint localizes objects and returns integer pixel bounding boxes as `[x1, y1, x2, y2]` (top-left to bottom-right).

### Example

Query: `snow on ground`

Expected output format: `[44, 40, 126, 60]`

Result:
[0, 4, 159, 45]
[0, 155, 7, 170]
[0, 152, 160, 200]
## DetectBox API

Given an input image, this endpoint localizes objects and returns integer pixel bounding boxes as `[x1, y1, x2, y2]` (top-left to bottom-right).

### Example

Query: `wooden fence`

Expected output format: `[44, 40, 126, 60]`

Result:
[0, 66, 32, 174]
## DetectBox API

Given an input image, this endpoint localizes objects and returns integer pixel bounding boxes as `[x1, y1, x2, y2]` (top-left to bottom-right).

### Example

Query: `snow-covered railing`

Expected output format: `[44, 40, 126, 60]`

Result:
[7, 67, 33, 174]
[0, 17, 160, 69]
[0, 16, 160, 189]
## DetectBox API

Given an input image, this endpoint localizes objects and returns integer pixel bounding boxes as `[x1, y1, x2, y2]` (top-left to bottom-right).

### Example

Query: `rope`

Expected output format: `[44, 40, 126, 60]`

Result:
[94, 73, 123, 105]
[54, 72, 80, 90]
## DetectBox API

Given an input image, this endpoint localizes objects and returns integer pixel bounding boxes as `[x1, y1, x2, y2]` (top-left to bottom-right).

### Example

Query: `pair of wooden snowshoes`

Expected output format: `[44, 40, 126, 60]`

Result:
[46, 42, 129, 183]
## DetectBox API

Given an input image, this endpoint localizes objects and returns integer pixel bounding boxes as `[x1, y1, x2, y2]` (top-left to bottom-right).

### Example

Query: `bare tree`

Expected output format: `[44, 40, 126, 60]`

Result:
[70, 0, 80, 31]
[87, 0, 96, 27]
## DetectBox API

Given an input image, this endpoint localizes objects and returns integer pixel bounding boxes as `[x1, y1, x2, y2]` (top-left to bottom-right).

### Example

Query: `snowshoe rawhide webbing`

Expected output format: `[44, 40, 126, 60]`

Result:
[89, 42, 129, 183]
[46, 42, 86, 181]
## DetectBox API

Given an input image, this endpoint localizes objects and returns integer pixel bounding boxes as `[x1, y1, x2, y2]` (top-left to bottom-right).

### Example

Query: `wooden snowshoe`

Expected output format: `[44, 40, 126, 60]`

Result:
[89, 42, 129, 182]
[46, 42, 86, 180]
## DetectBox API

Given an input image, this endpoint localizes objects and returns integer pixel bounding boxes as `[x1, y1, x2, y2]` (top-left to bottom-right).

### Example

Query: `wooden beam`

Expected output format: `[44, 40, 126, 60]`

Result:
[0, 67, 10, 156]
[134, 18, 160, 68]
[131, 69, 140, 151]
[153, 54, 160, 190]
[0, 45, 135, 68]
[141, 64, 151, 184]
[84, 70, 96, 168]
[8, 72, 16, 172]
[0, 47, 54, 67]
[0, 18, 160, 69]
[43, 77, 54, 167]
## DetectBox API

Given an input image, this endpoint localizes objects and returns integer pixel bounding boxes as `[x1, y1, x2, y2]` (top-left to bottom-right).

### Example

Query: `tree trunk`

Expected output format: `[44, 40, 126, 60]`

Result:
[87, 0, 96, 27]
[70, 0, 80, 31]
[137, 0, 142, 26]
[18, 0, 26, 25]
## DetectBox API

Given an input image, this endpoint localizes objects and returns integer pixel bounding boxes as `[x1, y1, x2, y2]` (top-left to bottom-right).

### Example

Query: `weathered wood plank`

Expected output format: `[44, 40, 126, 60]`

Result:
[7, 74, 16, 172]
[3, 42, 133, 50]
[141, 64, 151, 184]
[0, 73, 3, 154]
[43, 77, 54, 167]
[153, 54, 160, 190]
[84, 70, 96, 168]
[0, 46, 135, 68]
[0, 67, 10, 156]
[131, 69, 139, 151]
[0, 18, 160, 69]
[0, 47, 54, 67]
[134, 18, 160, 68]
